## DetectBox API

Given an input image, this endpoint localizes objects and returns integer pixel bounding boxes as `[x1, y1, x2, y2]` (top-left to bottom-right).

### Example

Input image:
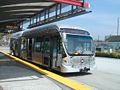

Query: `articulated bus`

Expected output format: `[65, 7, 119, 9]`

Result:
[10, 25, 95, 73]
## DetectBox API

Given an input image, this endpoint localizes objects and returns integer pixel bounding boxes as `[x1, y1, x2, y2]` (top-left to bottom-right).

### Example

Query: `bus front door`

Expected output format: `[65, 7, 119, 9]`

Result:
[52, 37, 62, 70]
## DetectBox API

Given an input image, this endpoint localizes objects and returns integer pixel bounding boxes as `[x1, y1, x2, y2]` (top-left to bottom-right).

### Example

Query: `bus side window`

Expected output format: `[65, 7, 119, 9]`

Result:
[58, 38, 66, 58]
[21, 38, 27, 51]
[53, 38, 62, 55]
[34, 38, 41, 52]
[44, 38, 50, 53]
[41, 40, 44, 53]
[57, 38, 62, 54]
[62, 48, 66, 58]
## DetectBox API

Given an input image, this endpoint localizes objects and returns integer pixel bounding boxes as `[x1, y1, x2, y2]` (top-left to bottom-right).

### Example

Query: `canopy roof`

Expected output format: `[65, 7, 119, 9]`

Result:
[0, 0, 90, 33]
[0, 0, 55, 23]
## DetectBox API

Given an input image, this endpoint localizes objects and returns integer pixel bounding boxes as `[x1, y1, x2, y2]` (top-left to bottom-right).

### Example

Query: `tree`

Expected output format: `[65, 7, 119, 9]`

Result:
[0, 33, 4, 40]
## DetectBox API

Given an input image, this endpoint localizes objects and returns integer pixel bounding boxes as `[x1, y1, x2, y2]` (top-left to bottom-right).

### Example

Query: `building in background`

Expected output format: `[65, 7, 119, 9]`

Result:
[94, 40, 112, 53]
[105, 35, 120, 51]
[95, 35, 120, 53]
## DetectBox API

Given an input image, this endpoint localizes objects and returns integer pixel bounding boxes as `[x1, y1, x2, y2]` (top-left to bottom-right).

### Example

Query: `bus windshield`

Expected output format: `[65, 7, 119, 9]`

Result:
[64, 34, 94, 56]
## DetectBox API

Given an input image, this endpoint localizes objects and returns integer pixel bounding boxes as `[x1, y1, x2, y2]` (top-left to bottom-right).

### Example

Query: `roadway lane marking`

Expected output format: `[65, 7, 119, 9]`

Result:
[0, 50, 92, 90]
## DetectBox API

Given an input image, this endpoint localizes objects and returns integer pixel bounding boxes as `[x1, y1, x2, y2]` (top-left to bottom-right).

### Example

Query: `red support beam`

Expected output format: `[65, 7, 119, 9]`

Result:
[50, 0, 90, 8]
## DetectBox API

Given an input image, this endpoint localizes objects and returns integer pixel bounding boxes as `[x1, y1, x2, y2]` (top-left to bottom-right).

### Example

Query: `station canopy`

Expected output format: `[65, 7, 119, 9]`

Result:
[0, 0, 90, 32]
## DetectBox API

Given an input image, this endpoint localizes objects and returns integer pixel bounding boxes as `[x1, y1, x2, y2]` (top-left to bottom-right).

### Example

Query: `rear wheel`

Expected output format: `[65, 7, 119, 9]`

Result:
[10, 50, 14, 55]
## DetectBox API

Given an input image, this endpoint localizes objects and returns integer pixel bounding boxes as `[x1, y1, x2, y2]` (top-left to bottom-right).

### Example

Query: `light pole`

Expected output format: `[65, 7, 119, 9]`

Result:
[116, 17, 120, 51]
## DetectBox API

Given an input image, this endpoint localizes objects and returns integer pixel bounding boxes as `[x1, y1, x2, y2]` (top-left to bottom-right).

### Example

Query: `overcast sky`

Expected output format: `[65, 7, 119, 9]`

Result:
[56, 0, 120, 40]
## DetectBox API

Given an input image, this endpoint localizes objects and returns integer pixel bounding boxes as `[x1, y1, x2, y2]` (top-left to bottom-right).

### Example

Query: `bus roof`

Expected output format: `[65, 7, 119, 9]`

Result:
[11, 24, 90, 38]
[11, 31, 24, 39]
[29, 24, 86, 31]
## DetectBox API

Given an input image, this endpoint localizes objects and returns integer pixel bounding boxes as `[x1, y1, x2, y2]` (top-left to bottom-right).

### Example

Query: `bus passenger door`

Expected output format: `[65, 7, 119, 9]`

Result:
[20, 37, 28, 59]
[43, 38, 51, 67]
[52, 37, 62, 70]
[32, 38, 43, 64]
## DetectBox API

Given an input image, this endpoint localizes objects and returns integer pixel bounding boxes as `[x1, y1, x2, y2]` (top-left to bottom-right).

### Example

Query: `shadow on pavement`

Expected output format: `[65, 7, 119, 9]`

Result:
[0, 53, 44, 82]
[61, 72, 92, 77]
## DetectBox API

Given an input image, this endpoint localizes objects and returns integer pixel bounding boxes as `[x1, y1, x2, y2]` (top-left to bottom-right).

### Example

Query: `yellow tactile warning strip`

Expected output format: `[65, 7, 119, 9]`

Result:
[0, 50, 92, 90]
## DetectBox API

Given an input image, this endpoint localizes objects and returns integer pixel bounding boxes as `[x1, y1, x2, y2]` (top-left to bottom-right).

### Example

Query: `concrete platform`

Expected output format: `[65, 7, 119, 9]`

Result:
[0, 46, 92, 90]
[0, 53, 64, 90]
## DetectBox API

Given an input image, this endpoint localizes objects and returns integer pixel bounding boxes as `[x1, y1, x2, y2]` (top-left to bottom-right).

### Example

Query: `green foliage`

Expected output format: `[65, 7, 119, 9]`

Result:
[96, 52, 120, 59]
[0, 33, 4, 40]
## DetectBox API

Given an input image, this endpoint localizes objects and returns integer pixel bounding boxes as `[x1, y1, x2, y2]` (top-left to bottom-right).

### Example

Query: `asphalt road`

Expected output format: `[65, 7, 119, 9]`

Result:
[66, 57, 120, 90]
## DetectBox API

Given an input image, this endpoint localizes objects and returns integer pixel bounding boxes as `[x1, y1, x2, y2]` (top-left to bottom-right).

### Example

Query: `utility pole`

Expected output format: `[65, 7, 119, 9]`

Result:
[116, 17, 120, 51]
[98, 35, 100, 41]
[117, 17, 119, 36]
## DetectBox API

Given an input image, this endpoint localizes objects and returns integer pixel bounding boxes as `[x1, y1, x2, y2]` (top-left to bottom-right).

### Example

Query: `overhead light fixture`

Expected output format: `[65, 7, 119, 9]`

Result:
[4, 9, 43, 12]
[12, 13, 35, 15]
[1, 2, 54, 8]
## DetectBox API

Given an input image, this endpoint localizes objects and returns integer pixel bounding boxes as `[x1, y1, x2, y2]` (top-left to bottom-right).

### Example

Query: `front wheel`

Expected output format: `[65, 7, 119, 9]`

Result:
[80, 68, 90, 73]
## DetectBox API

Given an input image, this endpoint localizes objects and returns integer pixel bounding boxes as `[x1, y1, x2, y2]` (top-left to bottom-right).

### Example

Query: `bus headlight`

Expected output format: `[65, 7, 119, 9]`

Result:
[63, 57, 69, 63]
